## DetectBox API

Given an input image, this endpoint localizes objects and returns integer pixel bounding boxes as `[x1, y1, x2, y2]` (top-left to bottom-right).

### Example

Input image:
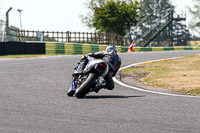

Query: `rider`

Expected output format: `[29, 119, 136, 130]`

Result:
[74, 45, 121, 92]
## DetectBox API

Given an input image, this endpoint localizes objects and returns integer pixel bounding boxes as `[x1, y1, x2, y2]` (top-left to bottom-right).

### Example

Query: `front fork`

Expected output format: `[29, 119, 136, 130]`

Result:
[72, 77, 77, 91]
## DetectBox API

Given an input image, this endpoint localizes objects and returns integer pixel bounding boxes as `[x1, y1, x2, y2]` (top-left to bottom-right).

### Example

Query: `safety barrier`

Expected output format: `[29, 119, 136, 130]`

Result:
[131, 46, 200, 52]
[45, 42, 200, 54]
[45, 42, 129, 55]
[0, 42, 45, 56]
[0, 42, 200, 56]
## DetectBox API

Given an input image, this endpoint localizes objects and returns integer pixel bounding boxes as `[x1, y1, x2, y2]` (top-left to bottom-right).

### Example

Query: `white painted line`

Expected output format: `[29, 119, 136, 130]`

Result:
[119, 57, 182, 71]
[114, 57, 200, 98]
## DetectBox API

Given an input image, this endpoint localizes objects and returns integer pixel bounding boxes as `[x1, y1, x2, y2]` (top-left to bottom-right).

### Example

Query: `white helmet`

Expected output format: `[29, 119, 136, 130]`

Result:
[106, 45, 117, 53]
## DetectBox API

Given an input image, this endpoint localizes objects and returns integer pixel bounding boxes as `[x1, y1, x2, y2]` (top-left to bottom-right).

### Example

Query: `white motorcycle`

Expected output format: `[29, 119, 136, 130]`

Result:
[67, 59, 109, 98]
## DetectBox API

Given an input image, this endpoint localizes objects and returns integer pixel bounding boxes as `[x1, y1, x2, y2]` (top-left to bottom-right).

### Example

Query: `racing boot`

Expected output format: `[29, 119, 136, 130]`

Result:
[103, 83, 115, 91]
[93, 84, 103, 93]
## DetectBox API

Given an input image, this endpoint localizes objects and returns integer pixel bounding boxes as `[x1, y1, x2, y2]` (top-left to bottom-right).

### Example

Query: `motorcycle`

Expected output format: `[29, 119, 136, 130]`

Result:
[67, 59, 109, 98]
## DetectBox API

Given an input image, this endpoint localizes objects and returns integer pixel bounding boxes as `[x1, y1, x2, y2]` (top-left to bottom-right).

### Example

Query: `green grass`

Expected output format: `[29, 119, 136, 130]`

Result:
[180, 88, 200, 95]
[121, 55, 200, 96]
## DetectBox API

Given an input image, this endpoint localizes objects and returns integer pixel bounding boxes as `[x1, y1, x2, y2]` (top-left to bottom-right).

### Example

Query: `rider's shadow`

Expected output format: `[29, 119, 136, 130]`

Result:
[85, 95, 145, 99]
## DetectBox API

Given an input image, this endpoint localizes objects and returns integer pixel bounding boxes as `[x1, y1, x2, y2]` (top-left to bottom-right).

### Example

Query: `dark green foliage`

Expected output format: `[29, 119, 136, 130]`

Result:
[139, 0, 174, 45]
[93, 0, 140, 36]
[81, 0, 141, 36]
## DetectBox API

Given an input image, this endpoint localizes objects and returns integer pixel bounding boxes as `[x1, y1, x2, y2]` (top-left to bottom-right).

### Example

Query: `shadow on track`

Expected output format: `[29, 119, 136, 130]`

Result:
[85, 95, 145, 99]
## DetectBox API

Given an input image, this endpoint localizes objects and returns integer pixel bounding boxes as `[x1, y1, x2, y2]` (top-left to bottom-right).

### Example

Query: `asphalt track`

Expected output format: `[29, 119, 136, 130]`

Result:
[0, 50, 200, 133]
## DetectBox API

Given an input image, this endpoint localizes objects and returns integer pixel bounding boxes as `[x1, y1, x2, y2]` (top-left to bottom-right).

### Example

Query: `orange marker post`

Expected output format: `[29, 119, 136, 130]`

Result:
[127, 40, 135, 52]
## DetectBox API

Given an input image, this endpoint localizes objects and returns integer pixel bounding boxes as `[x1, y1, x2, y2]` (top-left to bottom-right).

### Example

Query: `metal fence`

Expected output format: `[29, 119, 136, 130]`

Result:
[7, 28, 130, 46]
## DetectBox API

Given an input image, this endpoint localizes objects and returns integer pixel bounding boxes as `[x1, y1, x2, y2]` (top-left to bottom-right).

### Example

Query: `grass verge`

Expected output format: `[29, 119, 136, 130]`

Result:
[121, 55, 200, 96]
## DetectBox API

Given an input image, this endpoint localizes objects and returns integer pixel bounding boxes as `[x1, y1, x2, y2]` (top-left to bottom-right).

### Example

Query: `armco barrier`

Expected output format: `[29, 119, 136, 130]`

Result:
[132, 46, 200, 52]
[44, 43, 200, 55]
[1, 42, 200, 56]
[45, 43, 133, 54]
[163, 47, 174, 51]
[192, 47, 200, 50]
[45, 42, 101, 55]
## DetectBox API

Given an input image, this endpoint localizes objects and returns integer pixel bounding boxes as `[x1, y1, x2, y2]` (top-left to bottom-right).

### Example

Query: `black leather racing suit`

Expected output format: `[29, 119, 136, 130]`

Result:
[80, 50, 121, 90]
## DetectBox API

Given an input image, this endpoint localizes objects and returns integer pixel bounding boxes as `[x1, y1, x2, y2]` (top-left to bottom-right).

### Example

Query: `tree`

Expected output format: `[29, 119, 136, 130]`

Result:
[140, 0, 173, 16]
[81, 0, 141, 36]
[173, 22, 191, 46]
[94, 0, 140, 36]
[134, 0, 174, 46]
[188, 0, 200, 36]
[80, 0, 106, 28]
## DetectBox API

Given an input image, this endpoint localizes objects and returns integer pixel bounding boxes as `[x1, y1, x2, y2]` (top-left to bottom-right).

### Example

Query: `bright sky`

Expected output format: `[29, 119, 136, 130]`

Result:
[0, 0, 195, 32]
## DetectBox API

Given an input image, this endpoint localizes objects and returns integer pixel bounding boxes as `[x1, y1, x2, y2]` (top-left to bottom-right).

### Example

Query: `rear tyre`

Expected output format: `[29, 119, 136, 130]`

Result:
[67, 86, 75, 97]
[75, 73, 97, 98]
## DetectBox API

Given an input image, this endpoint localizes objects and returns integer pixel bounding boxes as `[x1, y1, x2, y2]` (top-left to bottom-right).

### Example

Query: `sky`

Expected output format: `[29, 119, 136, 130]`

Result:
[0, 0, 195, 33]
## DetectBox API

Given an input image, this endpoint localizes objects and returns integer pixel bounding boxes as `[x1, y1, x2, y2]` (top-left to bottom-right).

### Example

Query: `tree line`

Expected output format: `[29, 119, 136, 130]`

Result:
[1, 0, 200, 45]
[80, 0, 200, 46]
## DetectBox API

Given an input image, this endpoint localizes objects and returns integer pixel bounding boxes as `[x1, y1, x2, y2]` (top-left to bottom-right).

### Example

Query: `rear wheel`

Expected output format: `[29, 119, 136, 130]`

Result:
[75, 73, 97, 98]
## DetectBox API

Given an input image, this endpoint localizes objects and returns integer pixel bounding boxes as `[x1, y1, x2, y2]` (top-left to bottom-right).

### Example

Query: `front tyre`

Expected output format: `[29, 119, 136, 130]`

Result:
[67, 86, 75, 97]
[75, 73, 97, 98]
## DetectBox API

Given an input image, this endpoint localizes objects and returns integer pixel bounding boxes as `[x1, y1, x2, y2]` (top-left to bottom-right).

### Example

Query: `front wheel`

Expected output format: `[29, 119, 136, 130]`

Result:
[67, 86, 75, 97]
[75, 73, 97, 98]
